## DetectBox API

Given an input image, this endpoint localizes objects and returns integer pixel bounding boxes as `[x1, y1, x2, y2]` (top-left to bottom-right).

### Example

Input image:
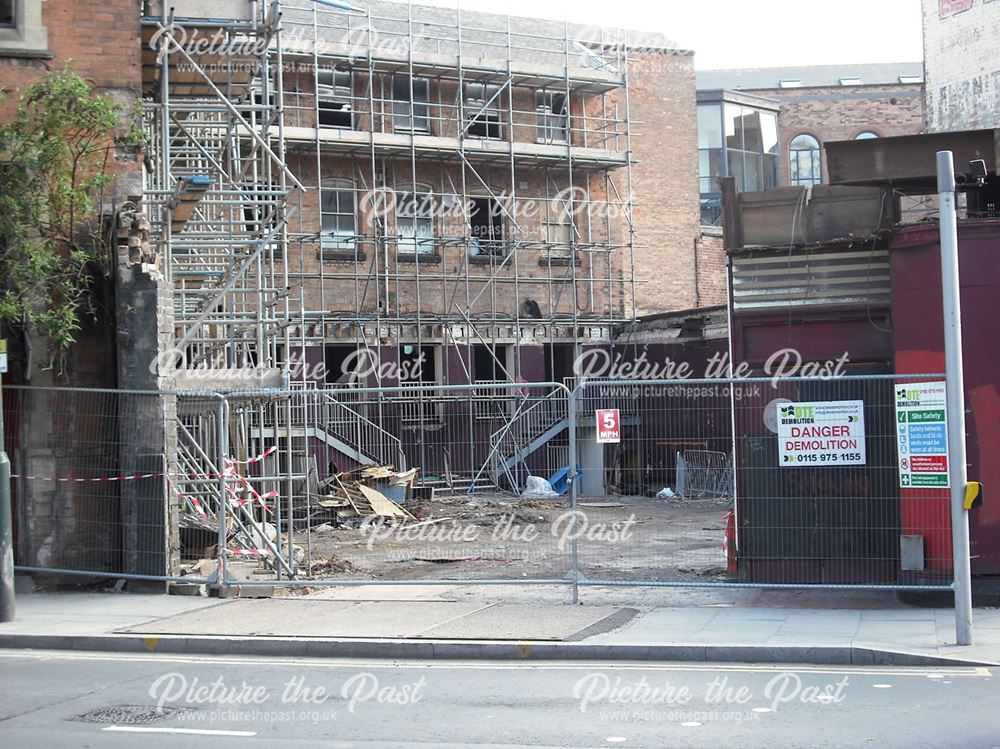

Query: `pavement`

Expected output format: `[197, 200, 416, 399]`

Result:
[1, 584, 999, 667]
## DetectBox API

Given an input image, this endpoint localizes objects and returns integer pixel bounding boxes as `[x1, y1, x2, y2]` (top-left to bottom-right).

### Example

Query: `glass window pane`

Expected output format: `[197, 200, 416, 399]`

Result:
[743, 151, 762, 192]
[763, 153, 779, 189]
[760, 112, 779, 155]
[727, 149, 746, 191]
[741, 108, 763, 153]
[724, 103, 744, 151]
[697, 105, 722, 149]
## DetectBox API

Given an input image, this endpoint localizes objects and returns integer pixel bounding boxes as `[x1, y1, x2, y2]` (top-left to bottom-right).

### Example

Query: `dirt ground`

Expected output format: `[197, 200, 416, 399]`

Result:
[300, 493, 733, 584]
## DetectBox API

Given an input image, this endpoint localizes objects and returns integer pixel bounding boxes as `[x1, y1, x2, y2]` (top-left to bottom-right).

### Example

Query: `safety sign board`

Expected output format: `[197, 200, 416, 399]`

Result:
[778, 400, 866, 467]
[895, 381, 949, 488]
[596, 408, 621, 444]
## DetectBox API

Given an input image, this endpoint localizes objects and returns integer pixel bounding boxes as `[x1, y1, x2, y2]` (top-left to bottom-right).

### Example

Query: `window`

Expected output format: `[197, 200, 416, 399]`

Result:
[839, 77, 862, 86]
[397, 186, 435, 254]
[393, 76, 429, 132]
[899, 74, 922, 84]
[468, 196, 506, 255]
[854, 131, 879, 140]
[778, 79, 801, 88]
[398, 344, 441, 423]
[320, 179, 357, 250]
[542, 191, 574, 258]
[0, 0, 47, 53]
[697, 97, 779, 225]
[536, 90, 568, 144]
[465, 83, 503, 139]
[789, 134, 822, 187]
[317, 69, 352, 128]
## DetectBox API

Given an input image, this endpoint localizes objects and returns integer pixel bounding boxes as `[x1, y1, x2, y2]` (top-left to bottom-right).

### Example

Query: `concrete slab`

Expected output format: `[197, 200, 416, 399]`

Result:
[120, 599, 491, 638]
[413, 603, 632, 641]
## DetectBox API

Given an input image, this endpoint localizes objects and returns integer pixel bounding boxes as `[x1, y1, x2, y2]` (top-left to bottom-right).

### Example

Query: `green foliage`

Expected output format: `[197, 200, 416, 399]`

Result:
[0, 67, 143, 359]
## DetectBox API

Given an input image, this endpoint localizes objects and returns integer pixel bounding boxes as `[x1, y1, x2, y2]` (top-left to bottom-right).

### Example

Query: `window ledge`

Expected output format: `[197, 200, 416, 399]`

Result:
[539, 255, 581, 267]
[468, 254, 509, 265]
[0, 46, 52, 59]
[396, 253, 442, 264]
[318, 248, 367, 262]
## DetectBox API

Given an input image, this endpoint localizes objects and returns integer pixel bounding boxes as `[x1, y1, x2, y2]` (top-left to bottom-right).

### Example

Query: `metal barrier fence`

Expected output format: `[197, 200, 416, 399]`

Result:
[6, 375, 954, 596]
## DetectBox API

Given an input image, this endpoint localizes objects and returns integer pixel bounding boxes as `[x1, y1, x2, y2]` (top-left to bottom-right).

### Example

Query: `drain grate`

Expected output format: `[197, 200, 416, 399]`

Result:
[70, 704, 194, 725]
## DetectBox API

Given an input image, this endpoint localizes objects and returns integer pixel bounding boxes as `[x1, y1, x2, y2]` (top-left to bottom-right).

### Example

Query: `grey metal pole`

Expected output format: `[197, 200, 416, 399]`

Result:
[0, 371, 14, 621]
[937, 150, 973, 646]
[568, 384, 579, 604]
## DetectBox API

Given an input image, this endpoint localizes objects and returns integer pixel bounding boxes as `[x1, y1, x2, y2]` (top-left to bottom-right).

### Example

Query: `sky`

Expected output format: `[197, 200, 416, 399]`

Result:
[409, 0, 925, 70]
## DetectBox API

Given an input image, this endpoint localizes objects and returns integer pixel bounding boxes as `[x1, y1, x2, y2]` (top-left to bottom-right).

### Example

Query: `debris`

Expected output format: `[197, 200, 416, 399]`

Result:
[521, 475, 558, 497]
[656, 487, 675, 499]
[308, 556, 359, 575]
[580, 502, 627, 508]
[356, 484, 417, 520]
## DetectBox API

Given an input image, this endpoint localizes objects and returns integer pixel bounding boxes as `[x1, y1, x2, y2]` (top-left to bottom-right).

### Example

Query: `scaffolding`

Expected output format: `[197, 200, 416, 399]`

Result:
[141, 0, 640, 568]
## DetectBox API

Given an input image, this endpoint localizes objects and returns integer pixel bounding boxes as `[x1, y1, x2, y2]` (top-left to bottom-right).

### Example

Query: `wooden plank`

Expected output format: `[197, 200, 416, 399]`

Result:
[357, 484, 416, 521]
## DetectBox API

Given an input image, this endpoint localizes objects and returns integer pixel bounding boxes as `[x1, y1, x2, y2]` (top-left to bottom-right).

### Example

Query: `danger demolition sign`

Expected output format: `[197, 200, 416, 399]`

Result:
[596, 408, 621, 444]
[778, 400, 866, 467]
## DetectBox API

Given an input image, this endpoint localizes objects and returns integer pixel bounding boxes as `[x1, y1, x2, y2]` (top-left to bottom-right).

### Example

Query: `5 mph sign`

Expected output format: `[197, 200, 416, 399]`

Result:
[778, 400, 866, 467]
[596, 408, 621, 444]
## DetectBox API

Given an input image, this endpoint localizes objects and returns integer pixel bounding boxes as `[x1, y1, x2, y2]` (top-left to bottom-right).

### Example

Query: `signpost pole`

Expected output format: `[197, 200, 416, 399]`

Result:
[937, 150, 972, 646]
[0, 339, 13, 622]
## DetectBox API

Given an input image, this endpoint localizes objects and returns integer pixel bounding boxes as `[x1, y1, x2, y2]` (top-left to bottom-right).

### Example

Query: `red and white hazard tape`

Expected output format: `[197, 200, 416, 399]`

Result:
[224, 445, 277, 466]
[226, 548, 272, 557]
[12, 472, 162, 483]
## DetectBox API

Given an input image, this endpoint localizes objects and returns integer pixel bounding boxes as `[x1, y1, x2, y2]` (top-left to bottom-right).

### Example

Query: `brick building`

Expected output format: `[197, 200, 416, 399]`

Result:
[695, 63, 925, 224]
[922, 0, 1000, 132]
[1, 0, 178, 578]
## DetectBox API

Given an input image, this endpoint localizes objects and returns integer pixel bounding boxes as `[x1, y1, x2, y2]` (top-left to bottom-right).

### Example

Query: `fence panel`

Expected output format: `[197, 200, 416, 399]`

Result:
[216, 382, 576, 585]
[572, 375, 953, 590]
[7, 386, 193, 581]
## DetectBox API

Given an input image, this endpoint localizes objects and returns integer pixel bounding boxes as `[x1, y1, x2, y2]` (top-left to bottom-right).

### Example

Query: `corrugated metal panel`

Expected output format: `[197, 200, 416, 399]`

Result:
[731, 245, 890, 310]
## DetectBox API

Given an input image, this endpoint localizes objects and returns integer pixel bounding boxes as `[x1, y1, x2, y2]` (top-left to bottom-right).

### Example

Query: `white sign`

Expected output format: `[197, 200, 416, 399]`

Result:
[895, 381, 949, 488]
[777, 400, 866, 467]
[596, 408, 621, 444]
[0, 339, 6, 374]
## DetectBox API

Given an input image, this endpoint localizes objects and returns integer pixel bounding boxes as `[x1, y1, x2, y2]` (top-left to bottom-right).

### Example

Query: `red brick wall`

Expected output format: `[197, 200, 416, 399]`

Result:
[0, 0, 141, 119]
[759, 83, 925, 185]
[626, 50, 703, 317]
[0, 0, 142, 387]
[696, 230, 727, 307]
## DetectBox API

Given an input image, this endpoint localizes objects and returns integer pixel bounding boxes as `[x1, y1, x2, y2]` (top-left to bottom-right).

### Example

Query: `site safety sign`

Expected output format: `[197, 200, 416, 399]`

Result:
[777, 400, 866, 467]
[596, 408, 621, 444]
[895, 381, 949, 488]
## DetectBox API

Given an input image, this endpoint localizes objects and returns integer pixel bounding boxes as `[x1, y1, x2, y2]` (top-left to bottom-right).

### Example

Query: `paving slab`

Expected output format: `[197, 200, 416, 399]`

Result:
[413, 603, 635, 641]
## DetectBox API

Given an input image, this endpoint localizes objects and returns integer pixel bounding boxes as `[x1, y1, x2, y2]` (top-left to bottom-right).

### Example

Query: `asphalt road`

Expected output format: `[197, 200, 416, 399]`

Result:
[0, 649, 997, 748]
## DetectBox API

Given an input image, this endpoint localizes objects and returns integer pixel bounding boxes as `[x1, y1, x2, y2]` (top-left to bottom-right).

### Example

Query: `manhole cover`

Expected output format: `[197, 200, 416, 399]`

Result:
[70, 704, 193, 725]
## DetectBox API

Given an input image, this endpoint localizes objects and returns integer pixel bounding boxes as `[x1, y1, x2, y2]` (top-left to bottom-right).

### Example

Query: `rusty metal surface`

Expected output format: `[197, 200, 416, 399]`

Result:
[826, 128, 999, 187]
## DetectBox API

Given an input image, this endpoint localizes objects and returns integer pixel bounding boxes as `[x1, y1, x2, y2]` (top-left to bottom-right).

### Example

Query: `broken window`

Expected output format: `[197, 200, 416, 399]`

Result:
[468, 196, 506, 256]
[317, 69, 353, 128]
[393, 75, 429, 132]
[536, 91, 568, 144]
[398, 344, 441, 423]
[789, 133, 822, 187]
[465, 83, 503, 139]
[397, 185, 435, 254]
[320, 179, 357, 250]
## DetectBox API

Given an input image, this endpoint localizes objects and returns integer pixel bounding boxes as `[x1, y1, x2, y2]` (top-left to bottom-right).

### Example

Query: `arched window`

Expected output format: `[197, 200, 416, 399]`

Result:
[789, 134, 821, 187]
[396, 183, 435, 255]
[854, 131, 879, 140]
[320, 178, 357, 250]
